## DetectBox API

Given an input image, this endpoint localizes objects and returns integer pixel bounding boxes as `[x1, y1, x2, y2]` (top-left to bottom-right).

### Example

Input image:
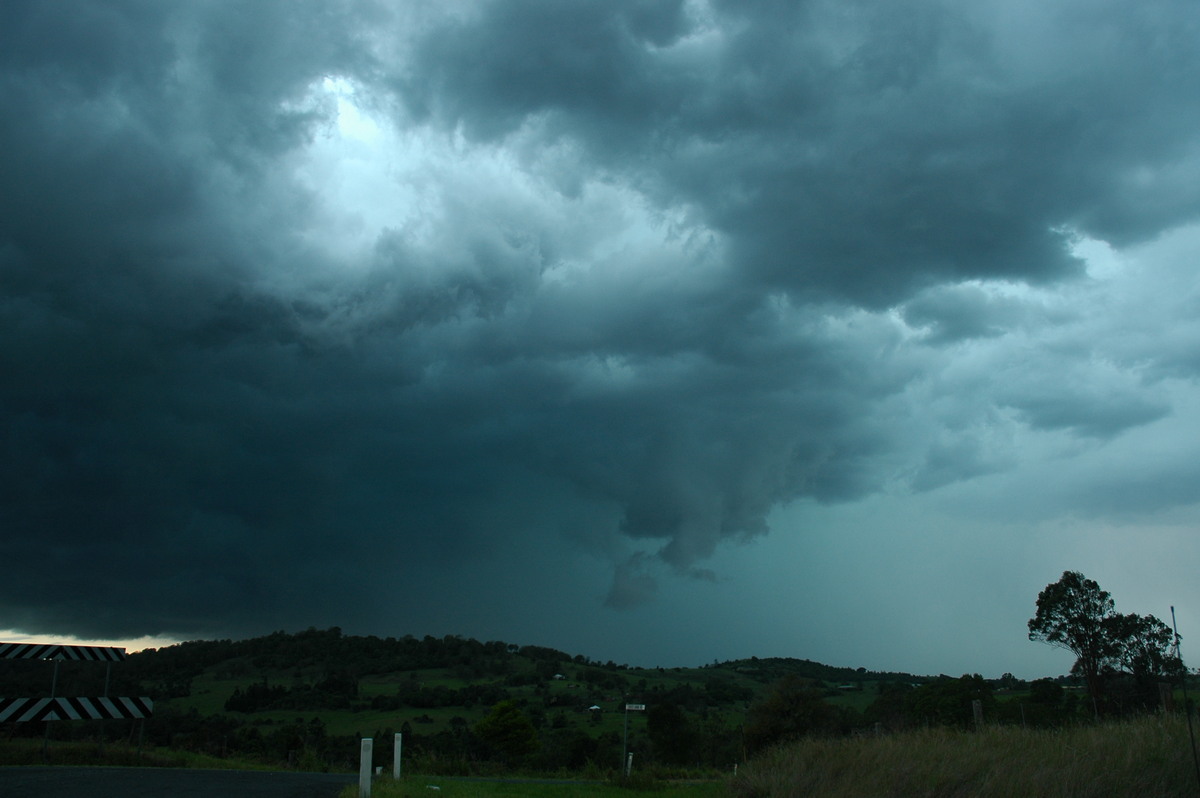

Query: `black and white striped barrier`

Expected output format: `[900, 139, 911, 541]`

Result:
[0, 643, 127, 661]
[0, 696, 153, 722]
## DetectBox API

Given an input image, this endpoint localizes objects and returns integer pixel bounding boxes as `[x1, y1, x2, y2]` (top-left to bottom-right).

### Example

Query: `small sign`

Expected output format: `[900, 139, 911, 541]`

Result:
[625, 703, 646, 711]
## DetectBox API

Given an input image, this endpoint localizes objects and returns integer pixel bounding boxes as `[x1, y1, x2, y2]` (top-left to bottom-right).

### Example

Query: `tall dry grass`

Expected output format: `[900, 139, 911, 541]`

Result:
[731, 714, 1200, 798]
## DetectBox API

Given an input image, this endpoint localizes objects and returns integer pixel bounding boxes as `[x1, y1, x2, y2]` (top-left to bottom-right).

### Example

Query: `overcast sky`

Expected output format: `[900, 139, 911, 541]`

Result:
[4, 0, 1200, 680]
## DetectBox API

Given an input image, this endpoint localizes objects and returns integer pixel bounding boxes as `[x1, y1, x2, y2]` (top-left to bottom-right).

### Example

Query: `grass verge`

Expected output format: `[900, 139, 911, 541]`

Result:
[0, 738, 277, 770]
[731, 713, 1200, 798]
[338, 776, 728, 798]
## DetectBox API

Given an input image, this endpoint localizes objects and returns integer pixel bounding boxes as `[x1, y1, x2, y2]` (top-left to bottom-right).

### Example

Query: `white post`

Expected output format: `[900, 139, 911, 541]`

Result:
[625, 751, 634, 776]
[359, 738, 373, 798]
[393, 732, 402, 779]
[622, 705, 628, 774]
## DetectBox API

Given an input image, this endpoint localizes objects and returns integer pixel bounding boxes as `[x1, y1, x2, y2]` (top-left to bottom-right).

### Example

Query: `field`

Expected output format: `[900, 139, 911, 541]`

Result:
[179, 663, 754, 732]
[730, 713, 1200, 798]
[167, 656, 895, 745]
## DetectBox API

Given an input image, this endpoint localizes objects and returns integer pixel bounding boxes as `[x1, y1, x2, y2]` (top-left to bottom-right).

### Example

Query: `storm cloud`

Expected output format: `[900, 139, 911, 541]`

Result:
[4, 0, 1200, 675]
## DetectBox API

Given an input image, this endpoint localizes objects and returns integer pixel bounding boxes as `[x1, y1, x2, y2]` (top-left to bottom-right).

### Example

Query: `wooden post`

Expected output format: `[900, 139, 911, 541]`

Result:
[972, 699, 984, 730]
[393, 732, 402, 780]
[359, 738, 373, 798]
[1160, 682, 1175, 713]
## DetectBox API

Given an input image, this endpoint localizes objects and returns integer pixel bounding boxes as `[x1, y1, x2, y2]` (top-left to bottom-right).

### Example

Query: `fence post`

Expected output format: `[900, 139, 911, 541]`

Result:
[359, 737, 373, 798]
[393, 732, 402, 780]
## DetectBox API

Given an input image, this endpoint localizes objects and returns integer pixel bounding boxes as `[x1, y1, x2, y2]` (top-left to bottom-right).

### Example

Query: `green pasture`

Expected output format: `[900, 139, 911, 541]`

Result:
[164, 656, 836, 747]
[823, 681, 881, 713]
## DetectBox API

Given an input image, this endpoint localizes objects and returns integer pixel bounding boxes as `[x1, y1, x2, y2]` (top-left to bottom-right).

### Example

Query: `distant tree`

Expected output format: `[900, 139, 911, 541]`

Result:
[1028, 571, 1120, 710]
[864, 681, 915, 731]
[904, 674, 995, 728]
[1107, 613, 1181, 683]
[224, 681, 288, 713]
[315, 669, 358, 699]
[1028, 571, 1182, 715]
[1104, 612, 1183, 712]
[744, 675, 846, 752]
[1029, 677, 1063, 705]
[997, 672, 1021, 690]
[704, 676, 754, 704]
[474, 700, 538, 765]
[647, 702, 698, 764]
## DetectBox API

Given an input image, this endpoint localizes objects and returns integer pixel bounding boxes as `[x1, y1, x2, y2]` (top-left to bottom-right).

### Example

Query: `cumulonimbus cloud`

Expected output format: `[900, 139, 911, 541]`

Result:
[2, 0, 1199, 637]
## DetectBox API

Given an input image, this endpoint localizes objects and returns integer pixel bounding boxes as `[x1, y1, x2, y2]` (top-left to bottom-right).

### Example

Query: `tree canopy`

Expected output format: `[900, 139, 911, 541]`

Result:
[1028, 571, 1181, 714]
[1028, 571, 1118, 703]
[474, 700, 539, 764]
[743, 675, 849, 751]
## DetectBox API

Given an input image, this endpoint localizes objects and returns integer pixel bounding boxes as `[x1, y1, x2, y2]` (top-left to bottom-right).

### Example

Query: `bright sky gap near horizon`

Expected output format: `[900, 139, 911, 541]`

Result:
[4, 0, 1200, 681]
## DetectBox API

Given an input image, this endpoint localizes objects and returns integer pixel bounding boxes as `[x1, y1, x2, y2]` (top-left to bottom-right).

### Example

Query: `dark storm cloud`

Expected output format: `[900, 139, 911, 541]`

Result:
[4, 0, 1200, 641]
[400, 0, 1200, 304]
[909, 436, 1007, 493]
[1003, 388, 1170, 439]
[901, 284, 1026, 344]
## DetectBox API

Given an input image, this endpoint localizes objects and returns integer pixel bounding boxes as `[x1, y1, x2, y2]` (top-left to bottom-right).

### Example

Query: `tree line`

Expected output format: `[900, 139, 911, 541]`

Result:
[739, 570, 1188, 754]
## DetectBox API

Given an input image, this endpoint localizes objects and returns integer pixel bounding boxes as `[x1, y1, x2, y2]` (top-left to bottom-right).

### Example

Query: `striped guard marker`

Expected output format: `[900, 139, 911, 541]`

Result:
[0, 696, 153, 722]
[0, 643, 126, 661]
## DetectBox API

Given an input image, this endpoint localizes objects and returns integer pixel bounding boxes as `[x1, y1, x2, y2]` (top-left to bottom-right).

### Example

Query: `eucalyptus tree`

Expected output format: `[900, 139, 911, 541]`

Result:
[1029, 571, 1181, 715]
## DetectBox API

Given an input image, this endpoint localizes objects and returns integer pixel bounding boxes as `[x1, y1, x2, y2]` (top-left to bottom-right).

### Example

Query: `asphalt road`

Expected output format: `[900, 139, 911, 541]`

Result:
[0, 766, 357, 797]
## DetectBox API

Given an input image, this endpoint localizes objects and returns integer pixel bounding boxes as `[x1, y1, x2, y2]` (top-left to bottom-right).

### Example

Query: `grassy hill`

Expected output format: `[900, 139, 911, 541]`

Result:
[0, 627, 931, 774]
[6, 627, 1195, 796]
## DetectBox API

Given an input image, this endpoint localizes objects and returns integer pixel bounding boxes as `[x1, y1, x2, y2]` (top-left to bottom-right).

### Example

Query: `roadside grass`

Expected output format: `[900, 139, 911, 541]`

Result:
[731, 713, 1200, 798]
[338, 776, 728, 798]
[0, 738, 274, 770]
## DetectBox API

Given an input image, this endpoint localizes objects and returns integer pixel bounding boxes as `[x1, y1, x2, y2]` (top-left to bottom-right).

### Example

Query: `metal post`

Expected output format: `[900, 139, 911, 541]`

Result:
[1171, 607, 1200, 793]
[393, 732, 402, 780]
[359, 738, 373, 798]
